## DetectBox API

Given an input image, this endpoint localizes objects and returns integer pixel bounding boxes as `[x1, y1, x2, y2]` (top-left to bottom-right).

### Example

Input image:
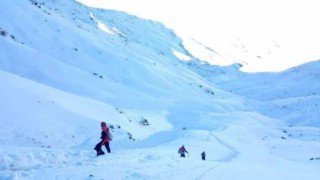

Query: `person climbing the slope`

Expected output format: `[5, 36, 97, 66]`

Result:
[178, 145, 188, 158]
[201, 151, 206, 160]
[94, 122, 111, 156]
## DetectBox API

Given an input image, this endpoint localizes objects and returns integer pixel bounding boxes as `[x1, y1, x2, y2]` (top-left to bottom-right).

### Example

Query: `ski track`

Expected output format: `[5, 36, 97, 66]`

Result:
[194, 132, 239, 179]
[195, 165, 219, 180]
[211, 133, 239, 162]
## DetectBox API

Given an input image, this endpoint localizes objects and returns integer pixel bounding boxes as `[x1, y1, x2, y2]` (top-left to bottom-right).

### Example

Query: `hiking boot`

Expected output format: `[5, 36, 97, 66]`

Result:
[97, 150, 105, 156]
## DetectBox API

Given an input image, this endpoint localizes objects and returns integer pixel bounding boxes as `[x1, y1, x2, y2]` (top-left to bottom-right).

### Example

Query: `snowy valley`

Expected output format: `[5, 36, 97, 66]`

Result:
[0, 0, 319, 179]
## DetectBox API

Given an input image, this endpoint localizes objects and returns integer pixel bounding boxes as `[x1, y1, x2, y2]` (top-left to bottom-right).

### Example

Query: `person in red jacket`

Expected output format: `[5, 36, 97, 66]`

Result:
[178, 145, 188, 158]
[94, 122, 111, 156]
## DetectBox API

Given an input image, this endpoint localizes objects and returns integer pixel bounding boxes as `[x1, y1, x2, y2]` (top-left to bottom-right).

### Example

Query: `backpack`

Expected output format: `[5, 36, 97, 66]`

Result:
[107, 130, 113, 141]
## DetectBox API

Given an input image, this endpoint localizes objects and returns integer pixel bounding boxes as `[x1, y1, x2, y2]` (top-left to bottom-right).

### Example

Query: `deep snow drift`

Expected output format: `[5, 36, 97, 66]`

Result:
[0, 0, 319, 179]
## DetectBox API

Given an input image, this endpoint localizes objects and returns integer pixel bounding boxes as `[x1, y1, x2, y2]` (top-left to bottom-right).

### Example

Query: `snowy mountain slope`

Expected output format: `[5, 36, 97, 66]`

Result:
[186, 59, 320, 127]
[0, 0, 203, 103]
[0, 0, 248, 154]
[78, 0, 320, 72]
[1, 0, 320, 179]
[0, 0, 252, 141]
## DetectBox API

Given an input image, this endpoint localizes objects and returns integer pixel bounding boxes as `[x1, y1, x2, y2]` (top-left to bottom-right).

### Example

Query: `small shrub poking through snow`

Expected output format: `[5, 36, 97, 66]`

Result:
[139, 117, 150, 126]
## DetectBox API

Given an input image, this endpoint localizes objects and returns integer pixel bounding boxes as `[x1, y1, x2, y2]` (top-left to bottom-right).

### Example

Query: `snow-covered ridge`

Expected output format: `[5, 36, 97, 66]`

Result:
[186, 59, 320, 127]
[78, 0, 320, 72]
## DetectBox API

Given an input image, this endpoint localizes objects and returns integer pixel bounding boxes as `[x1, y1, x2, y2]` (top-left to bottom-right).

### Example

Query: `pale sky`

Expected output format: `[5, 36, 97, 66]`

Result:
[78, 0, 320, 72]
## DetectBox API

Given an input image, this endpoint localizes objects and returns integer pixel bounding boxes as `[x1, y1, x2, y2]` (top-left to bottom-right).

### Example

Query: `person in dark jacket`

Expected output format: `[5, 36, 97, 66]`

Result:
[94, 122, 111, 156]
[178, 145, 188, 158]
[201, 151, 206, 160]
